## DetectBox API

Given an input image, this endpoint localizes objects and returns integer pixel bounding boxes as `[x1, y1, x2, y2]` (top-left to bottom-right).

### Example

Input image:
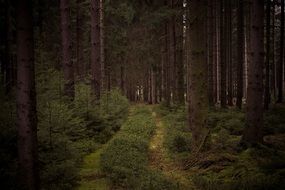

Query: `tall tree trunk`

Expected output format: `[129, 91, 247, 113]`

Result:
[16, 0, 39, 189]
[264, 0, 271, 109]
[220, 0, 227, 108]
[76, 0, 84, 78]
[187, 0, 208, 149]
[277, 0, 284, 103]
[60, 0, 75, 99]
[237, 0, 245, 109]
[241, 0, 264, 146]
[271, 0, 276, 99]
[100, 0, 105, 91]
[175, 0, 184, 104]
[227, 0, 233, 106]
[207, 0, 214, 106]
[91, 0, 101, 100]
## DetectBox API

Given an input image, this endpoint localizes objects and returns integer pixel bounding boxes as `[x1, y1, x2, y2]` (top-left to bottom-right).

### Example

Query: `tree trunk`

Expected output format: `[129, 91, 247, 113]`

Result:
[220, 0, 227, 108]
[187, 0, 208, 149]
[277, 0, 284, 103]
[264, 0, 271, 109]
[60, 0, 75, 99]
[91, 0, 101, 100]
[100, 0, 105, 91]
[227, 0, 233, 106]
[241, 0, 264, 146]
[237, 0, 245, 109]
[16, 0, 39, 189]
[76, 0, 84, 78]
[207, 0, 214, 106]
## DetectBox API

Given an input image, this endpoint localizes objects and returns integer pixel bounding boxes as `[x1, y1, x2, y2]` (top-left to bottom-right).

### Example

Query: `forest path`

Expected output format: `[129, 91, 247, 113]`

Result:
[76, 145, 110, 190]
[76, 105, 138, 190]
[148, 108, 193, 189]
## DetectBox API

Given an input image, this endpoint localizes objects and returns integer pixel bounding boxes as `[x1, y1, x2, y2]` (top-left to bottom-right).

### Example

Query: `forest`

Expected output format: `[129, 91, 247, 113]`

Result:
[0, 0, 285, 189]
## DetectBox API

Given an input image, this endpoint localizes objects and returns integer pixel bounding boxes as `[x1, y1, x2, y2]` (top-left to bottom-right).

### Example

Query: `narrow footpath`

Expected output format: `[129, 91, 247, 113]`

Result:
[148, 108, 193, 189]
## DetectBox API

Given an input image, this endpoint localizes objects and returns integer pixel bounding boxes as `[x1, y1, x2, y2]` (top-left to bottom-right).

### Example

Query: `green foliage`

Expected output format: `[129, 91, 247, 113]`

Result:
[264, 105, 285, 134]
[35, 68, 130, 189]
[101, 106, 175, 189]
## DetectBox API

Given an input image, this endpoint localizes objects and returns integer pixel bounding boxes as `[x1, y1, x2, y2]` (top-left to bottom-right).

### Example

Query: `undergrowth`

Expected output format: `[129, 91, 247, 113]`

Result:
[156, 103, 285, 190]
[100, 106, 176, 189]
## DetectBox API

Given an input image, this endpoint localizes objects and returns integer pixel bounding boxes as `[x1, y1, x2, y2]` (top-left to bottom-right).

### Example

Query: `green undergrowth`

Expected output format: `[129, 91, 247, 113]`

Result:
[155, 104, 285, 190]
[100, 105, 176, 189]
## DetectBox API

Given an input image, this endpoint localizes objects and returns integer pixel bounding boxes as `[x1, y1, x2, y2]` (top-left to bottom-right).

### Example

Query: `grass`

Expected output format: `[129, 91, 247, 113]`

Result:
[77, 146, 111, 190]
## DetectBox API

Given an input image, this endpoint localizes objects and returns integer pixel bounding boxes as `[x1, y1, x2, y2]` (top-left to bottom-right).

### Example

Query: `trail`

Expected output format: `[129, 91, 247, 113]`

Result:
[77, 145, 110, 190]
[148, 108, 193, 189]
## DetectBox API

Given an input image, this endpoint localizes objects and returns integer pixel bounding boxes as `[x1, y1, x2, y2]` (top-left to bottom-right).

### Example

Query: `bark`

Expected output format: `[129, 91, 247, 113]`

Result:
[16, 0, 39, 189]
[76, 0, 84, 78]
[271, 1, 276, 99]
[241, 0, 264, 146]
[237, 0, 245, 109]
[264, 0, 271, 109]
[277, 0, 284, 103]
[100, 0, 105, 91]
[220, 0, 227, 108]
[151, 66, 157, 104]
[91, 0, 101, 100]
[60, 0, 75, 99]
[227, 0, 233, 106]
[187, 0, 208, 149]
[207, 0, 214, 106]
[175, 0, 184, 104]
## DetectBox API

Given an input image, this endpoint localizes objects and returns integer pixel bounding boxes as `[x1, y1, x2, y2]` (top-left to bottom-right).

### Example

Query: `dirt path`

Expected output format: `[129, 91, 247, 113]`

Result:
[149, 110, 193, 189]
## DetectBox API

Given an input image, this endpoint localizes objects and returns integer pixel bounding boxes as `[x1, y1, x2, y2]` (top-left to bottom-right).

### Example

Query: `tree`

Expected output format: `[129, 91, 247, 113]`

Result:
[16, 0, 39, 188]
[277, 0, 284, 103]
[220, 0, 227, 108]
[237, 0, 245, 109]
[264, 0, 271, 109]
[241, 0, 264, 146]
[60, 0, 75, 99]
[187, 0, 208, 149]
[91, 0, 101, 100]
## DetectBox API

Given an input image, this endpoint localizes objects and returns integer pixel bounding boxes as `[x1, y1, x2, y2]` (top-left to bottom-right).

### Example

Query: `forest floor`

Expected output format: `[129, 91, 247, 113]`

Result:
[77, 145, 111, 190]
[148, 109, 193, 189]
[77, 105, 194, 190]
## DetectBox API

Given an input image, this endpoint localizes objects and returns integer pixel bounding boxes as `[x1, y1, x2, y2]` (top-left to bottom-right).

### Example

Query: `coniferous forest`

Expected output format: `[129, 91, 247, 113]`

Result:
[1, 0, 285, 189]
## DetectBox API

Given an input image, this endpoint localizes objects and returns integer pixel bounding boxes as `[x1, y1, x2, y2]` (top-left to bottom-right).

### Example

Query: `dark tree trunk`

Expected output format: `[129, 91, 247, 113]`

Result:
[264, 0, 271, 109]
[60, 0, 75, 99]
[220, 0, 227, 108]
[76, 0, 84, 78]
[91, 0, 101, 100]
[175, 0, 184, 105]
[187, 0, 208, 149]
[227, 0, 233, 106]
[207, 0, 214, 106]
[237, 0, 245, 109]
[16, 0, 39, 189]
[271, 1, 276, 99]
[241, 0, 264, 146]
[277, 0, 284, 103]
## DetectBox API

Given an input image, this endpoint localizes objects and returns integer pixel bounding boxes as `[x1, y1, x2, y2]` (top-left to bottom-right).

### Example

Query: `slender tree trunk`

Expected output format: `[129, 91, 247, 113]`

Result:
[220, 0, 227, 108]
[208, 0, 214, 106]
[271, 1, 276, 99]
[237, 0, 245, 109]
[277, 0, 284, 103]
[241, 0, 264, 146]
[100, 0, 105, 91]
[264, 0, 271, 109]
[187, 0, 208, 149]
[60, 0, 75, 99]
[213, 0, 218, 104]
[16, 0, 39, 188]
[91, 0, 101, 100]
[176, 0, 184, 104]
[76, 0, 84, 78]
[227, 0, 233, 106]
